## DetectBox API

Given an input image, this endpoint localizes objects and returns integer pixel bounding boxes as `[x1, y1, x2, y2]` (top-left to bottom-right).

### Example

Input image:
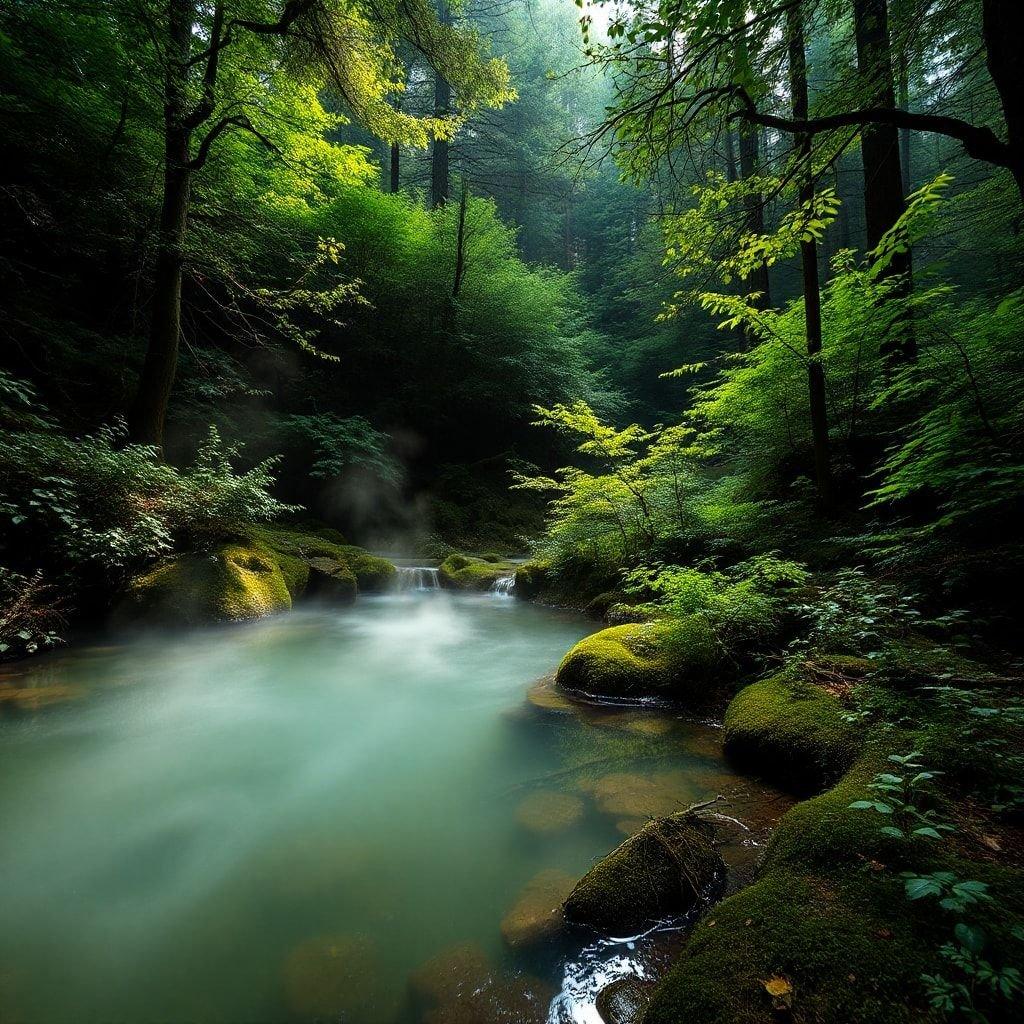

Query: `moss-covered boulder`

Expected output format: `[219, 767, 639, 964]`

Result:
[305, 557, 357, 602]
[438, 553, 516, 590]
[514, 560, 549, 600]
[563, 812, 723, 933]
[123, 541, 292, 626]
[722, 667, 863, 794]
[244, 525, 395, 594]
[641, 751, 1016, 1024]
[556, 618, 725, 703]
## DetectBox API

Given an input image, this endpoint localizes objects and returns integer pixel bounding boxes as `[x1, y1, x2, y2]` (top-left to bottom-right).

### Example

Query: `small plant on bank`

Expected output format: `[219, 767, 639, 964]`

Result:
[849, 752, 954, 841]
[852, 752, 1023, 1021]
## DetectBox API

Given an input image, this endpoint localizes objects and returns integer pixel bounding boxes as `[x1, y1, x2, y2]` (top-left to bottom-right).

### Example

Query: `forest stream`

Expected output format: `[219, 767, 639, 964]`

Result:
[0, 583, 791, 1024]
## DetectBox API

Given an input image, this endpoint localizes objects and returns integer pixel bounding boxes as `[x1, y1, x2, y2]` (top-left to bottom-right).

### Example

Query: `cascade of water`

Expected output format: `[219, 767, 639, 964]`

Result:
[395, 566, 440, 591]
[490, 574, 516, 597]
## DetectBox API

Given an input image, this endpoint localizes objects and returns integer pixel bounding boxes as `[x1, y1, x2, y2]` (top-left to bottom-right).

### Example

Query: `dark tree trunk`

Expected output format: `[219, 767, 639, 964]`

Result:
[452, 179, 467, 296]
[129, 0, 194, 451]
[390, 142, 400, 192]
[724, 129, 738, 183]
[739, 127, 771, 309]
[788, 2, 834, 509]
[431, 1, 452, 208]
[853, 0, 914, 361]
[983, 0, 1024, 199]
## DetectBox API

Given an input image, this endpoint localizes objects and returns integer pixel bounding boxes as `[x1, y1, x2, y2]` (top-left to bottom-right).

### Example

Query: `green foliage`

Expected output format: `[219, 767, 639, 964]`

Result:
[848, 752, 954, 841]
[0, 376, 293, 579]
[622, 554, 808, 646]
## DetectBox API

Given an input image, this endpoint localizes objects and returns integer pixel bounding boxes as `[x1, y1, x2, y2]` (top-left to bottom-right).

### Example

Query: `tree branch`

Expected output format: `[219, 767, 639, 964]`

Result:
[190, 115, 281, 170]
[728, 86, 1014, 171]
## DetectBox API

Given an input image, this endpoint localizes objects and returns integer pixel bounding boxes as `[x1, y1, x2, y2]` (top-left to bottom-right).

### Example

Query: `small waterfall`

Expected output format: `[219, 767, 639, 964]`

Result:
[395, 566, 440, 591]
[490, 574, 516, 597]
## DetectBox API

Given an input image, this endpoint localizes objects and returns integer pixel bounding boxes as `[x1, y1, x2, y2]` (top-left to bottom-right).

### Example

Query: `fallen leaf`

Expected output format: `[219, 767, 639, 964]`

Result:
[762, 975, 793, 1011]
[876, 928, 893, 940]
[979, 834, 1002, 852]
[745, 918, 753, 926]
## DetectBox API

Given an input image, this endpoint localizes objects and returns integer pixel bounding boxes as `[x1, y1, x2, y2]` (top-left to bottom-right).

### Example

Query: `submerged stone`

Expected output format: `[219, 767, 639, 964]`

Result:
[282, 933, 391, 1022]
[526, 673, 576, 714]
[579, 770, 696, 821]
[500, 868, 575, 948]
[409, 943, 551, 1024]
[0, 683, 83, 710]
[563, 812, 723, 933]
[515, 790, 585, 834]
[596, 977, 654, 1024]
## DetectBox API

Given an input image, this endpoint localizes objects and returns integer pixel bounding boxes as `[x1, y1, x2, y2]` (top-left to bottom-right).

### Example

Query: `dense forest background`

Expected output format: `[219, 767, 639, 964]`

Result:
[1, 0, 1023, 640]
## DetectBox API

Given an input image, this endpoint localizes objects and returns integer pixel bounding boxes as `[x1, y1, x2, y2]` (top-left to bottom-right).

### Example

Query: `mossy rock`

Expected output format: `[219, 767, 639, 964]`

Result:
[305, 557, 357, 602]
[722, 667, 863, 794]
[244, 525, 395, 594]
[123, 541, 291, 626]
[438, 553, 515, 590]
[337, 545, 395, 592]
[514, 561, 549, 600]
[563, 812, 723, 933]
[556, 618, 725, 703]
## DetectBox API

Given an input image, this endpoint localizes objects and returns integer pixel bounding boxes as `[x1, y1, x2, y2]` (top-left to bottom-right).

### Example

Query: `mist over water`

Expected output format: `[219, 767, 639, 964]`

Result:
[0, 592, 789, 1023]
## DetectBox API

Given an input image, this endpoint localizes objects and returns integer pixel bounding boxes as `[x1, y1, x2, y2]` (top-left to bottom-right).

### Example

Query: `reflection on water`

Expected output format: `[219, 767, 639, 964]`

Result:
[0, 591, 791, 1023]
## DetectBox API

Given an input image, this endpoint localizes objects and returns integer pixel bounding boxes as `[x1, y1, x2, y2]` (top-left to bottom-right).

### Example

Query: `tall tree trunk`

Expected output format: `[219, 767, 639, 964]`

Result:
[788, 2, 834, 509]
[129, 0, 193, 451]
[724, 129, 738, 183]
[852, 0, 914, 361]
[431, 1, 452, 208]
[390, 142, 400, 193]
[739, 127, 771, 309]
[983, 0, 1024, 199]
[452, 179, 468, 296]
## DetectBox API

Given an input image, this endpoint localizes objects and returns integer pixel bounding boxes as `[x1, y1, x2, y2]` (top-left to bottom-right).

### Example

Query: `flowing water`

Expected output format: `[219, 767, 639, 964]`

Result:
[0, 589, 791, 1024]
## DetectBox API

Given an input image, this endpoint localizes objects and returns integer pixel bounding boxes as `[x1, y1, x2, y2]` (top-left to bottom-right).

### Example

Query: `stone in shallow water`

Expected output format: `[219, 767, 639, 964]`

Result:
[282, 934, 393, 1022]
[0, 683, 83, 710]
[500, 868, 575, 948]
[408, 943, 551, 1024]
[596, 977, 654, 1024]
[526, 673, 576, 714]
[591, 712, 675, 736]
[515, 790, 585, 834]
[579, 770, 697, 820]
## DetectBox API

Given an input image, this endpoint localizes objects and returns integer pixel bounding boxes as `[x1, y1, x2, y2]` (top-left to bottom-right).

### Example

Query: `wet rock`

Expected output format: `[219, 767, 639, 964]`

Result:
[526, 673, 576, 714]
[282, 933, 392, 1022]
[515, 790, 585, 834]
[564, 812, 724, 933]
[409, 943, 551, 1024]
[596, 977, 654, 1024]
[500, 869, 575, 948]
[305, 556, 357, 602]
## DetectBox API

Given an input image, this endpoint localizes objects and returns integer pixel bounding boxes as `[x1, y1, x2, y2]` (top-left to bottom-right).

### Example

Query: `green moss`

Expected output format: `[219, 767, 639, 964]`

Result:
[722, 667, 863, 794]
[563, 813, 723, 933]
[438, 553, 515, 590]
[243, 525, 394, 594]
[514, 560, 549, 600]
[644, 866, 938, 1024]
[306, 557, 358, 601]
[555, 617, 724, 702]
[124, 541, 291, 625]
[337, 545, 396, 592]
[274, 551, 310, 599]
[645, 746, 1024, 1024]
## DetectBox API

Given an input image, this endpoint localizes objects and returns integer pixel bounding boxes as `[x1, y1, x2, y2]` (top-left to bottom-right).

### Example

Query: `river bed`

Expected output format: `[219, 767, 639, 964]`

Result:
[0, 588, 791, 1023]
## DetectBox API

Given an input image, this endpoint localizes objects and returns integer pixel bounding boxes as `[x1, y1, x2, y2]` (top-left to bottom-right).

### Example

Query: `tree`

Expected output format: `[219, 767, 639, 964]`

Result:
[127, 0, 510, 451]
